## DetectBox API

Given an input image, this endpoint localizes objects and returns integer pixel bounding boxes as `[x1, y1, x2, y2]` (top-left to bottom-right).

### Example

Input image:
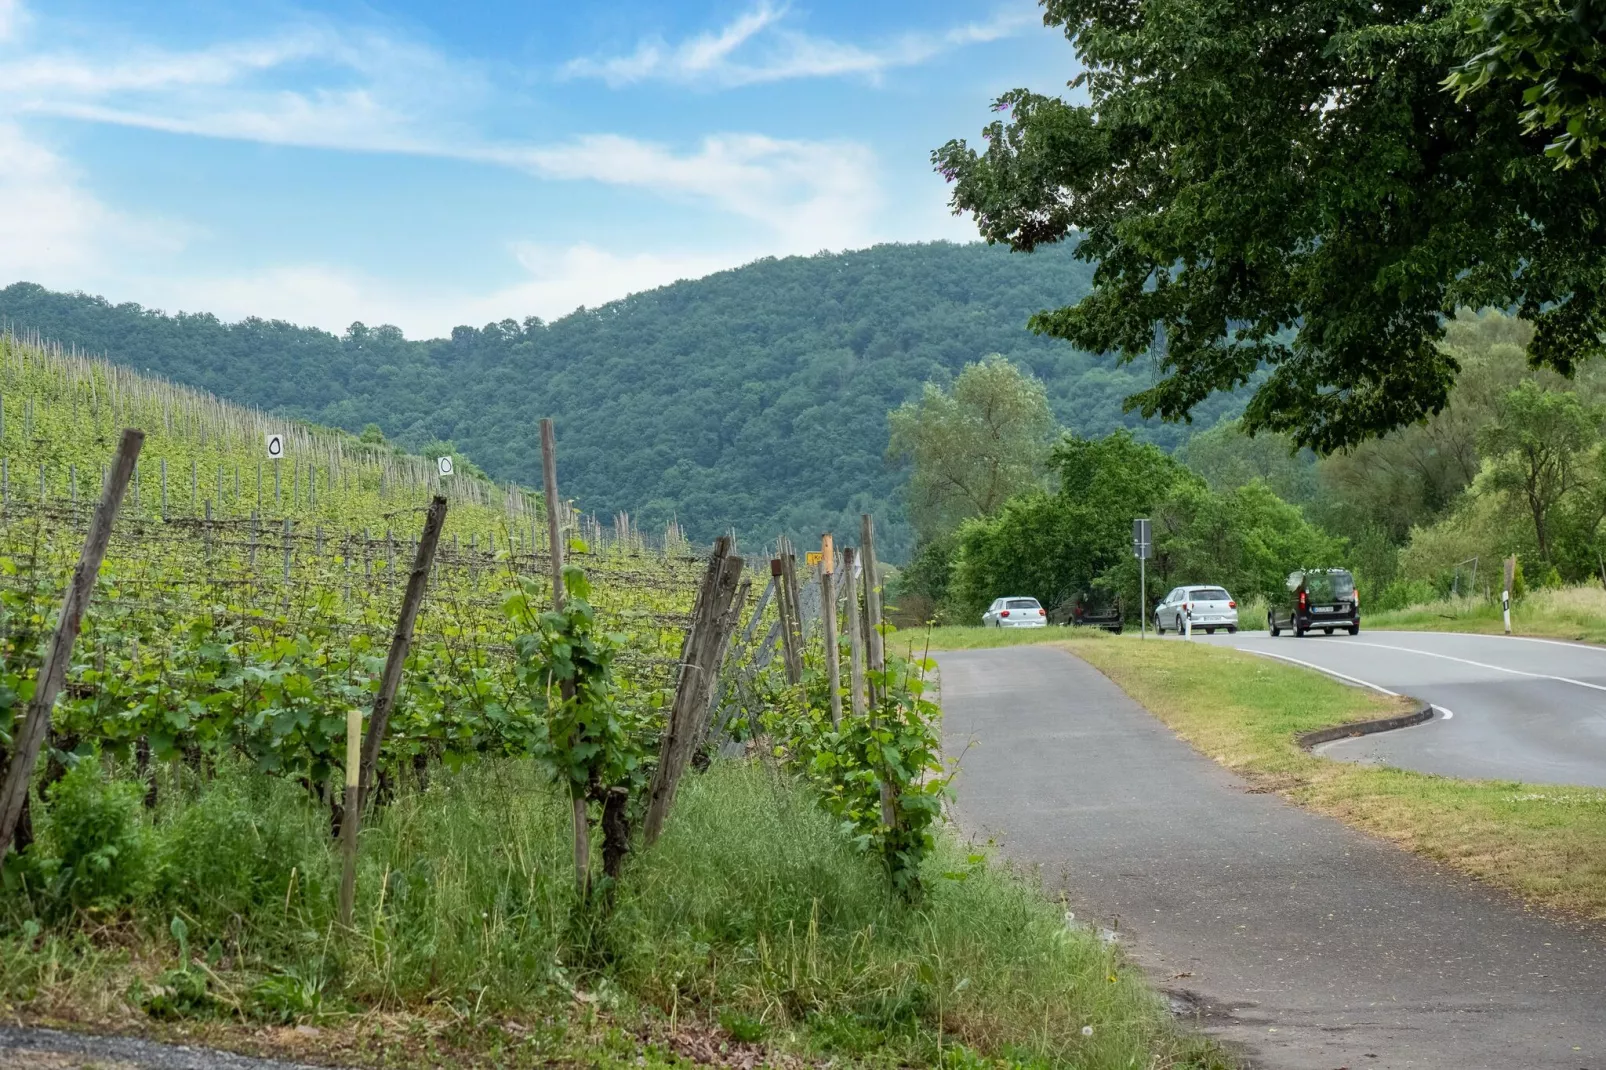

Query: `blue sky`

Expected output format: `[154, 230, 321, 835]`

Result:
[0, 0, 1074, 338]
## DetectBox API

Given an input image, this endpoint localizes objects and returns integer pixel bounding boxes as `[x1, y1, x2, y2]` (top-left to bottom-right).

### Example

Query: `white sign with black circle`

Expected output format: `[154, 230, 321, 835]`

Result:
[437, 456, 454, 477]
[265, 433, 285, 460]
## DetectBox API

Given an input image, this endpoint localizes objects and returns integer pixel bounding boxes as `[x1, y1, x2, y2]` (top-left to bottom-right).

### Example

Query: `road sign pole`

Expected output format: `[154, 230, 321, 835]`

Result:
[1133, 517, 1151, 639]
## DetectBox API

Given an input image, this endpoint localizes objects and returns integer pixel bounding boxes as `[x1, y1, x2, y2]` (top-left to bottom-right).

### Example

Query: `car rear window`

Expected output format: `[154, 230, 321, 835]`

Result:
[1305, 571, 1355, 601]
[1006, 599, 1041, 609]
[1189, 588, 1230, 601]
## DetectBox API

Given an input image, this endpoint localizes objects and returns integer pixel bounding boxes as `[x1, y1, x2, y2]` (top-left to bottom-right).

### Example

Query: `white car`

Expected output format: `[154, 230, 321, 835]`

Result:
[1154, 586, 1239, 634]
[982, 596, 1047, 628]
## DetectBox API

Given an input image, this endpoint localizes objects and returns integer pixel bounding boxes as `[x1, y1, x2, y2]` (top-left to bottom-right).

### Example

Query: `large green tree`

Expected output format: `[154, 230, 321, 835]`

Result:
[886, 354, 1056, 542]
[949, 431, 1193, 615]
[1476, 380, 1601, 561]
[934, 0, 1606, 454]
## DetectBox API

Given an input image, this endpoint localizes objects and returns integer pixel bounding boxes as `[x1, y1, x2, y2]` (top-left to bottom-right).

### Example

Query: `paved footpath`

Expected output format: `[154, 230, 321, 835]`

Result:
[937, 645, 1606, 1070]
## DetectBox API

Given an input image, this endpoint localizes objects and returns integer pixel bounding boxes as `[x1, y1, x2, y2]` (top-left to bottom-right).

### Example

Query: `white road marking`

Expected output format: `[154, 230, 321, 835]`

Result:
[1245, 649, 1400, 696]
[1341, 639, 1606, 695]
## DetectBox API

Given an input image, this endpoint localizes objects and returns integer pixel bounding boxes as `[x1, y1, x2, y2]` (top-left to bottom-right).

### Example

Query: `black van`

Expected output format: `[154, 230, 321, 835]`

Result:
[1269, 568, 1360, 637]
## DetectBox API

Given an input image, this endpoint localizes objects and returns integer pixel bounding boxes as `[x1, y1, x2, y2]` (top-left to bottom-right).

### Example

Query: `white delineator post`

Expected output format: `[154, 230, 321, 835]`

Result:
[1503, 555, 1515, 635]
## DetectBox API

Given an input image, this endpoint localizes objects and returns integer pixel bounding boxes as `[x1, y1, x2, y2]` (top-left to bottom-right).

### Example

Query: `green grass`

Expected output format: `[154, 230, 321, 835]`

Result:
[916, 625, 1118, 651]
[1065, 636, 1606, 920]
[1369, 584, 1606, 644]
[0, 758, 1229, 1070]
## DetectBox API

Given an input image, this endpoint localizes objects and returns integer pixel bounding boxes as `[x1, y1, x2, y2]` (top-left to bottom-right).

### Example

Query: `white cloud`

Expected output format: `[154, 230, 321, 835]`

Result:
[0, 0, 25, 45]
[496, 133, 879, 249]
[0, 18, 879, 248]
[562, 3, 1038, 88]
[133, 244, 754, 338]
[0, 122, 183, 287]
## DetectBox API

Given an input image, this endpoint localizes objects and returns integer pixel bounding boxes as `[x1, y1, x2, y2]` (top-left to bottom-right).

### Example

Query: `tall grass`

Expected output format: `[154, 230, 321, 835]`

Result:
[0, 759, 1227, 1068]
[1367, 583, 1606, 643]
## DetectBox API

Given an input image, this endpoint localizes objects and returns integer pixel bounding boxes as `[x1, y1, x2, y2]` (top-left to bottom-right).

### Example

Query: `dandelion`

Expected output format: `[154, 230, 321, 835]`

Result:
[1081, 1025, 1093, 1037]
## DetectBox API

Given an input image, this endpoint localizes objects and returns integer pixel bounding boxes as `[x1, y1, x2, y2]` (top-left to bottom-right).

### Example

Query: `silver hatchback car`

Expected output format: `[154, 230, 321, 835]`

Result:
[982, 596, 1047, 628]
[1154, 586, 1239, 634]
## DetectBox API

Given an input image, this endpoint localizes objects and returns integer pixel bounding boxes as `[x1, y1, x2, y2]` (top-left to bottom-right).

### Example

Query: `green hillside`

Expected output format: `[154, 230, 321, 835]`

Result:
[0, 242, 1242, 557]
[0, 333, 538, 543]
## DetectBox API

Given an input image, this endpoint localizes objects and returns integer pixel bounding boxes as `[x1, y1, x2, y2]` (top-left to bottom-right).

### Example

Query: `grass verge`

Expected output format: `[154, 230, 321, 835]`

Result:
[918, 625, 1112, 651]
[1, 758, 1228, 1069]
[1368, 585, 1606, 644]
[1062, 637, 1606, 921]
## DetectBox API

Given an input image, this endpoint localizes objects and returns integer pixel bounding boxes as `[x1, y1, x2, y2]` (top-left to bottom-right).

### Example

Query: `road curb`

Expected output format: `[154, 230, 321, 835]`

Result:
[1296, 705, 1435, 750]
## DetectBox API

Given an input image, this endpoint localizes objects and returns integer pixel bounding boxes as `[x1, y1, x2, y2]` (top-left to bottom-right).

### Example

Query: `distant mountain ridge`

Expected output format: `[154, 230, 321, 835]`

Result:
[0, 242, 1240, 557]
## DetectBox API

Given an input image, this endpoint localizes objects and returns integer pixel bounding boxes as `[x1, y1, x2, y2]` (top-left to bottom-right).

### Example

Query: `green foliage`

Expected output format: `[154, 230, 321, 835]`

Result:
[1448, 0, 1606, 165]
[887, 355, 1055, 543]
[1118, 481, 1344, 607]
[950, 432, 1193, 617]
[934, 0, 1606, 453]
[1475, 379, 1601, 561]
[507, 564, 653, 823]
[1178, 419, 1317, 506]
[0, 243, 1248, 559]
[1, 762, 1225, 1068]
[26, 758, 153, 912]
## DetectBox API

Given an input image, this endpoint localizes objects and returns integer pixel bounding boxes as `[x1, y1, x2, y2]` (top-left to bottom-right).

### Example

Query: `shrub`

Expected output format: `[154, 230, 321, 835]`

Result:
[35, 758, 153, 912]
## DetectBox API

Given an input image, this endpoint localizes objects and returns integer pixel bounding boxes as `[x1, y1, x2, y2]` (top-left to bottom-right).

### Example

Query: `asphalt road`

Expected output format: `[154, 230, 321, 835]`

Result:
[938, 644, 1606, 1070]
[0, 1027, 328, 1070]
[1200, 629, 1606, 787]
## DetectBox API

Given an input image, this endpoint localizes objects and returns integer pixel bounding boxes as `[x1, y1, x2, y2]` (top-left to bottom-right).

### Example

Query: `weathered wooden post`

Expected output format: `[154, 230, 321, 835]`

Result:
[342, 495, 448, 927]
[0, 430, 143, 872]
[538, 418, 592, 899]
[861, 514, 896, 832]
[843, 547, 867, 719]
[820, 534, 841, 728]
[644, 536, 744, 845]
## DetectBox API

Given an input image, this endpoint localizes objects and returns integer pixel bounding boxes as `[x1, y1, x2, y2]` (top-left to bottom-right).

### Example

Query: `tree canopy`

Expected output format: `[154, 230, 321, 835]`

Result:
[886, 354, 1055, 543]
[933, 0, 1606, 454]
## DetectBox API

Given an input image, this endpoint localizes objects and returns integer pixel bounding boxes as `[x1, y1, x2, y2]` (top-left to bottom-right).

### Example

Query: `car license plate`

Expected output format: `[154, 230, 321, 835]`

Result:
[1312, 606, 1333, 614]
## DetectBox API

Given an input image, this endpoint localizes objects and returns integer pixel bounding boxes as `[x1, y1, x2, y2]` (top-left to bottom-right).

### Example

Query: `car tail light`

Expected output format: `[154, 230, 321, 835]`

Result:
[1228, 600, 1236, 608]
[1354, 591, 1361, 607]
[1298, 590, 1308, 610]
[1000, 610, 1010, 618]
[1038, 608, 1046, 616]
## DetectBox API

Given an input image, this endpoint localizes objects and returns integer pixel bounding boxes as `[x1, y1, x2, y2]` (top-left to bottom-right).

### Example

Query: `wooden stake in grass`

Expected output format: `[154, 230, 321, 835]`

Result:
[820, 534, 841, 728]
[540, 418, 590, 900]
[644, 534, 744, 845]
[860, 513, 896, 834]
[0, 429, 143, 872]
[337, 704, 363, 928]
[843, 547, 866, 719]
[356, 495, 448, 812]
[339, 496, 448, 927]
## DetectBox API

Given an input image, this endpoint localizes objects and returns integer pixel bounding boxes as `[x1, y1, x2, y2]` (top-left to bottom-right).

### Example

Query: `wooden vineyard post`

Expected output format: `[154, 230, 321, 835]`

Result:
[771, 556, 801, 685]
[861, 515, 885, 703]
[820, 534, 841, 728]
[860, 513, 896, 834]
[843, 546, 866, 719]
[342, 495, 448, 927]
[0, 429, 143, 872]
[539, 418, 591, 900]
[695, 576, 751, 750]
[644, 535, 744, 845]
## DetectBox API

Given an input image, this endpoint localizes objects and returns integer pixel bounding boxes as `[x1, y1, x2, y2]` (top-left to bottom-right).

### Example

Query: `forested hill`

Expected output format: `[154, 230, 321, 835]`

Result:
[0, 242, 1238, 557]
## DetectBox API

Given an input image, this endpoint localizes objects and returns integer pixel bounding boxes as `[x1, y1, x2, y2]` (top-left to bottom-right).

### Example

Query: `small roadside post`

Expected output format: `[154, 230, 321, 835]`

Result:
[1134, 518, 1151, 638]
[1503, 555, 1515, 635]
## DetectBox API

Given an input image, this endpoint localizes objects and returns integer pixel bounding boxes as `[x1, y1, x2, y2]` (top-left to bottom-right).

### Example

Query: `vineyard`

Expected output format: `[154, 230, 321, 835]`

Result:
[0, 333, 1225, 1070]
